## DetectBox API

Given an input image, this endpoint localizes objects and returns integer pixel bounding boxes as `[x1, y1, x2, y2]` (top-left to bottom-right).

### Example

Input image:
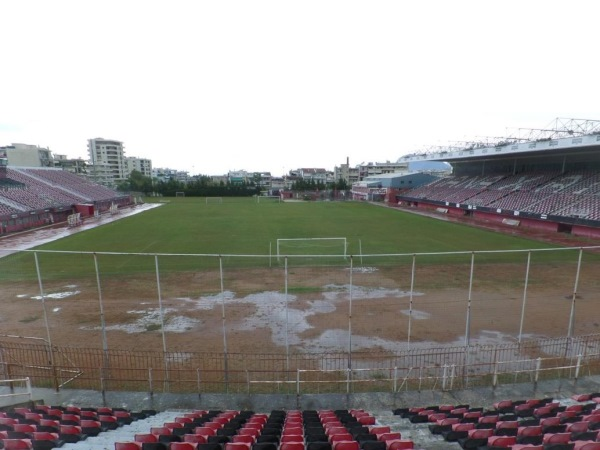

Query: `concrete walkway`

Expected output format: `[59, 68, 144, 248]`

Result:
[0, 203, 162, 257]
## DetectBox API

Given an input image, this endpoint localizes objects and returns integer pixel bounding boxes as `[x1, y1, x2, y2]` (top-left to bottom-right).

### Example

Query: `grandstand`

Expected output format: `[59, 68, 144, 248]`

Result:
[1, 376, 600, 450]
[0, 165, 132, 234]
[395, 118, 600, 238]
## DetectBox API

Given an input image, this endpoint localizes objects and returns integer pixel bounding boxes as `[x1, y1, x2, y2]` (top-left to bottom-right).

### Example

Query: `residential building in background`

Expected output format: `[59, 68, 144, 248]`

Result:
[88, 138, 154, 186]
[53, 154, 88, 174]
[334, 158, 409, 184]
[125, 157, 152, 178]
[334, 157, 359, 184]
[289, 168, 333, 183]
[0, 143, 53, 167]
[152, 168, 190, 183]
[87, 138, 128, 186]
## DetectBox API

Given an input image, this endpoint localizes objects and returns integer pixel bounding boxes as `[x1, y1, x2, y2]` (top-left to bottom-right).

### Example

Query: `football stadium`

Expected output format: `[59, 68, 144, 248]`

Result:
[1, 119, 600, 450]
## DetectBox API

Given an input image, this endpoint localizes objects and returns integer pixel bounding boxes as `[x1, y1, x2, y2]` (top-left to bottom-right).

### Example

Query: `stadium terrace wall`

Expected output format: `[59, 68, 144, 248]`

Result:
[0, 195, 133, 236]
[396, 197, 600, 239]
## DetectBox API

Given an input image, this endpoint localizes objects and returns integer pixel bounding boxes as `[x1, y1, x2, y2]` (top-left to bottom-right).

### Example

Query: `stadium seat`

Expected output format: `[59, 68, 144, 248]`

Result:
[136, 433, 159, 443]
[170, 444, 199, 450]
[280, 443, 306, 450]
[115, 443, 143, 450]
[307, 443, 333, 450]
[458, 428, 494, 450]
[141, 444, 169, 450]
[385, 440, 413, 450]
[542, 433, 571, 444]
[572, 443, 600, 450]
[252, 443, 278, 450]
[59, 424, 86, 443]
[2, 439, 33, 450]
[332, 442, 360, 450]
[487, 435, 517, 448]
[184, 435, 208, 444]
[233, 435, 256, 444]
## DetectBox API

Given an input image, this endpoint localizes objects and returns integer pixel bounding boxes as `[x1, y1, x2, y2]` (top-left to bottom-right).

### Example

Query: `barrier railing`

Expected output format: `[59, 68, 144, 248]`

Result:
[1, 341, 599, 395]
[0, 377, 32, 402]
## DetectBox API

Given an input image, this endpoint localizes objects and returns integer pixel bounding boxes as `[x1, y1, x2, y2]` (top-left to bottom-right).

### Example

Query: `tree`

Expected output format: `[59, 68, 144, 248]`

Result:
[117, 170, 153, 194]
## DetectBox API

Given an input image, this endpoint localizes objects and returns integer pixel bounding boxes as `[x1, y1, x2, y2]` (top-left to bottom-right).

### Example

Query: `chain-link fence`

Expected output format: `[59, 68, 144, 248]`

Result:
[1, 246, 599, 393]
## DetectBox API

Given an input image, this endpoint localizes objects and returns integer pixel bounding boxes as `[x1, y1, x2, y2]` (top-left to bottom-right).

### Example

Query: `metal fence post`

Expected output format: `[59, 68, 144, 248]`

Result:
[346, 368, 351, 394]
[285, 257, 289, 372]
[148, 367, 153, 396]
[348, 256, 353, 387]
[442, 364, 448, 390]
[93, 253, 110, 396]
[518, 251, 531, 344]
[493, 361, 499, 388]
[34, 252, 59, 392]
[154, 255, 169, 392]
[219, 256, 229, 393]
[567, 248, 584, 340]
[25, 377, 32, 401]
[575, 354, 582, 379]
[407, 254, 416, 350]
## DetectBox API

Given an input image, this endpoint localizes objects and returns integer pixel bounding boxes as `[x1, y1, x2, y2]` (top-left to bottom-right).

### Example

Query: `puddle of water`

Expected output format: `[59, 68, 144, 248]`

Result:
[31, 291, 80, 300]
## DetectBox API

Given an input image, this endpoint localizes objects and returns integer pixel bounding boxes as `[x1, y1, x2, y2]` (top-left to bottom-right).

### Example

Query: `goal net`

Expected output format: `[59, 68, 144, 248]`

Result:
[205, 197, 223, 204]
[176, 192, 185, 197]
[257, 195, 281, 203]
[276, 237, 347, 261]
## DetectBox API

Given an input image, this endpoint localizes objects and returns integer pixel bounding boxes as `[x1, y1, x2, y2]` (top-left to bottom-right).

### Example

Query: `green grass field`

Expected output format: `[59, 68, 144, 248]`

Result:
[0, 197, 580, 281]
[40, 197, 555, 254]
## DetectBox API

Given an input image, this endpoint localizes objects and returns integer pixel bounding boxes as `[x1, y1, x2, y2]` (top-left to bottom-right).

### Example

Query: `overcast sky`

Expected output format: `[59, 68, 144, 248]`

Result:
[1, 0, 599, 177]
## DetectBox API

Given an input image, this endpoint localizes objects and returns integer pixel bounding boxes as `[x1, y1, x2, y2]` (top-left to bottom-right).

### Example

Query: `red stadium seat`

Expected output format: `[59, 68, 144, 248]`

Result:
[135, 433, 159, 443]
[115, 443, 143, 450]
[170, 444, 198, 450]
[2, 439, 33, 450]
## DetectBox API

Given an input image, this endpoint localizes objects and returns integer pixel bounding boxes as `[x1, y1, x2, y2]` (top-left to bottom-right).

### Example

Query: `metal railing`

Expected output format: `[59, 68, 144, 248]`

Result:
[1, 337, 599, 395]
[0, 377, 32, 402]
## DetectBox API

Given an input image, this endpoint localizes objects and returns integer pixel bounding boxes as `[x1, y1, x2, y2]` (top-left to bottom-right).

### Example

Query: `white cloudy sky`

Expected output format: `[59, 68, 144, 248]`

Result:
[1, 0, 599, 177]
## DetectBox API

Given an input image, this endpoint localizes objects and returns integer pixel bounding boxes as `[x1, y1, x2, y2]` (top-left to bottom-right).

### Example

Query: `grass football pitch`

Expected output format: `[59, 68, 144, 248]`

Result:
[0, 196, 588, 283]
[37, 197, 555, 255]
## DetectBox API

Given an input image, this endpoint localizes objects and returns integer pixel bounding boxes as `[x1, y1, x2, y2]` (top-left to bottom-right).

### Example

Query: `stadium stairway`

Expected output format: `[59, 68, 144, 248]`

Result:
[44, 410, 179, 450]
[375, 411, 449, 450]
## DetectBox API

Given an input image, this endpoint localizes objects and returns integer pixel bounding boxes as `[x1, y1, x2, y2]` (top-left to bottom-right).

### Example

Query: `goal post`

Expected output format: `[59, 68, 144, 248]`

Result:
[205, 197, 223, 204]
[175, 192, 185, 198]
[276, 237, 348, 261]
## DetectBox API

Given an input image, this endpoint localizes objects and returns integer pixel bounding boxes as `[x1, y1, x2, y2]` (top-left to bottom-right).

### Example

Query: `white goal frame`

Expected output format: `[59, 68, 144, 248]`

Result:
[175, 192, 185, 198]
[257, 195, 281, 203]
[276, 237, 347, 260]
[205, 197, 223, 204]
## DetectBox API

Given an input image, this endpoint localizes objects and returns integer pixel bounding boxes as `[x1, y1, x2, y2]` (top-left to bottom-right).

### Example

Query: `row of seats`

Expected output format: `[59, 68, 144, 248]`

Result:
[401, 170, 600, 220]
[393, 393, 600, 450]
[113, 409, 414, 450]
[27, 169, 120, 201]
[0, 168, 125, 218]
[0, 404, 156, 449]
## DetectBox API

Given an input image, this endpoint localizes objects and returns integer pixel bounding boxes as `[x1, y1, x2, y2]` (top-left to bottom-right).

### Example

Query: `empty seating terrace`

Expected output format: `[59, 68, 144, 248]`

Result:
[0, 407, 408, 450]
[403, 170, 600, 220]
[0, 168, 123, 215]
[394, 392, 600, 450]
[2, 393, 600, 450]
[27, 169, 119, 201]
